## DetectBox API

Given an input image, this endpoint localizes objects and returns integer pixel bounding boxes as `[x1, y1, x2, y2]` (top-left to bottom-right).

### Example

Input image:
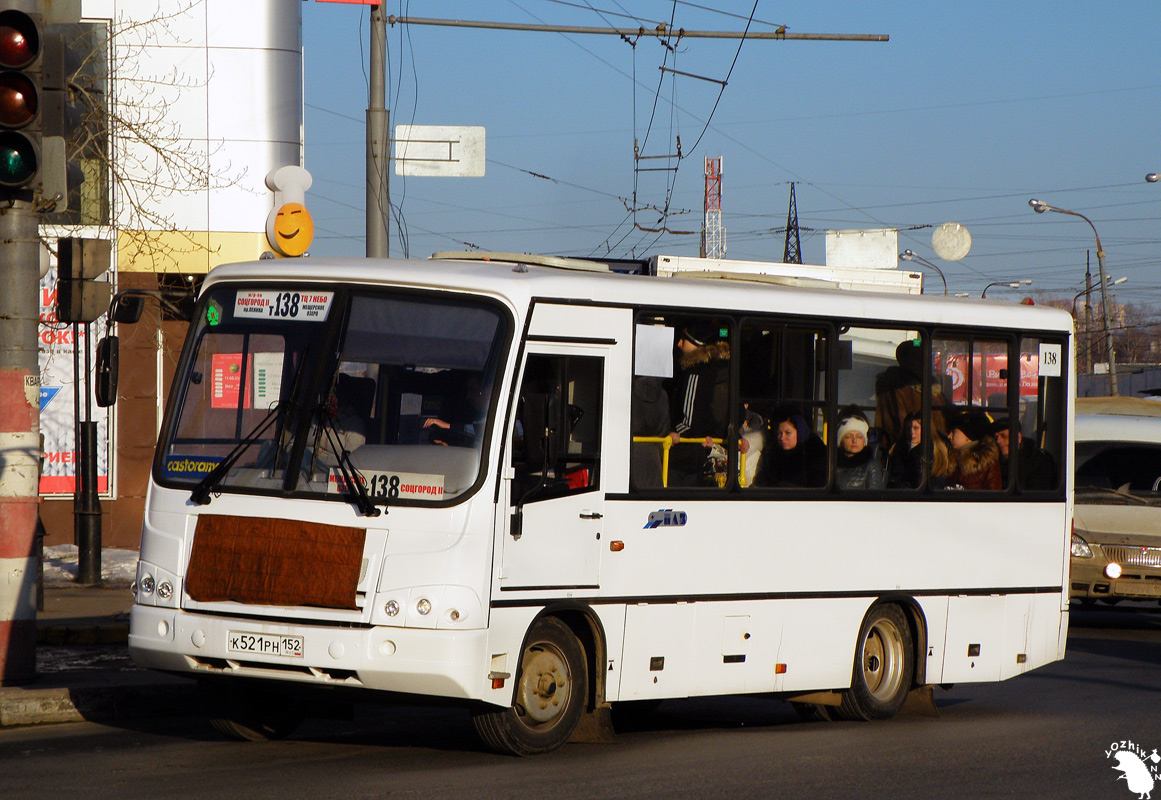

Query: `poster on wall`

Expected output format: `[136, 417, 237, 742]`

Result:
[38, 264, 111, 495]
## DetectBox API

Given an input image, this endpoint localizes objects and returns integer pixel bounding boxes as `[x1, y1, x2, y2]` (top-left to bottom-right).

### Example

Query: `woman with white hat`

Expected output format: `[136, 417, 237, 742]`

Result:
[835, 407, 885, 490]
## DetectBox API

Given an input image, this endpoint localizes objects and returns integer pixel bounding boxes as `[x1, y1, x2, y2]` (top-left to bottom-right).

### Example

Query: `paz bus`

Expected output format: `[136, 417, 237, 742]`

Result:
[118, 253, 1072, 755]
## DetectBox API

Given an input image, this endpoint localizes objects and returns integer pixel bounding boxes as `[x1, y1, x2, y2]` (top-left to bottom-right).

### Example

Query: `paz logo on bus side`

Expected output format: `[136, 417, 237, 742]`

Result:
[644, 509, 687, 529]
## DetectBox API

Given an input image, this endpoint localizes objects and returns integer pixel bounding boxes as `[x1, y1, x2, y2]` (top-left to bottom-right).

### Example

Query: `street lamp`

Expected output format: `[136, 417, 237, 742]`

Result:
[981, 279, 1032, 298]
[1029, 198, 1119, 395]
[1071, 277, 1126, 376]
[1071, 276, 1128, 311]
[899, 250, 948, 295]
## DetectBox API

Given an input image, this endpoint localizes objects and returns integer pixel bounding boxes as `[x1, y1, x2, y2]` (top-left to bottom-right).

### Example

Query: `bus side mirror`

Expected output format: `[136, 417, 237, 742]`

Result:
[95, 336, 119, 407]
[112, 295, 145, 324]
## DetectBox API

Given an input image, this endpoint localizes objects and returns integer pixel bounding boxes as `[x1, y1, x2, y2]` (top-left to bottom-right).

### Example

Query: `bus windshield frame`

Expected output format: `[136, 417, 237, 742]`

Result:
[153, 282, 513, 508]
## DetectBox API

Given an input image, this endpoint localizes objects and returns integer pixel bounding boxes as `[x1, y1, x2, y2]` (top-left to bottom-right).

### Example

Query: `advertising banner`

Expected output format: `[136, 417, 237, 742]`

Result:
[38, 265, 110, 495]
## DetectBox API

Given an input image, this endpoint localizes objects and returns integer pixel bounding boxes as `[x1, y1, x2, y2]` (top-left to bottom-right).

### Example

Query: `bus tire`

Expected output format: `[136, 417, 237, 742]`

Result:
[839, 603, 914, 721]
[200, 678, 304, 742]
[472, 616, 587, 756]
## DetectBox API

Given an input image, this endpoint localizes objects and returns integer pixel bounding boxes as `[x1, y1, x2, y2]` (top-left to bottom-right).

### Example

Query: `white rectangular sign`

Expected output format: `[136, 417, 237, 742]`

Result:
[395, 125, 485, 177]
[1038, 343, 1062, 377]
[234, 290, 333, 321]
[328, 468, 445, 501]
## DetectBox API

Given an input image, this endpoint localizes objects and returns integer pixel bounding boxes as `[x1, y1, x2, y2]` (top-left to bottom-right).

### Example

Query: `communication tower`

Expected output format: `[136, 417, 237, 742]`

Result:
[700, 156, 725, 259]
[783, 182, 803, 264]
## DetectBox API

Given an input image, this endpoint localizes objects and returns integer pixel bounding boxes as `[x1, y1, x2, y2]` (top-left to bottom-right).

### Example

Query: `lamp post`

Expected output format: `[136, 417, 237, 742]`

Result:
[981, 279, 1032, 298]
[1071, 276, 1127, 375]
[899, 250, 948, 295]
[1029, 199, 1118, 395]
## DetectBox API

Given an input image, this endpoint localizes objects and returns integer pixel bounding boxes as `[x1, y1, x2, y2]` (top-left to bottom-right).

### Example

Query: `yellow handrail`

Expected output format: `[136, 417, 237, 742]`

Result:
[632, 436, 746, 487]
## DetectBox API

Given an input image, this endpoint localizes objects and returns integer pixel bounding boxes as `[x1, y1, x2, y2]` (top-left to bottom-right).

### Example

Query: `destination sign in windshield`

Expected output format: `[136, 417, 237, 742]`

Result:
[233, 290, 333, 321]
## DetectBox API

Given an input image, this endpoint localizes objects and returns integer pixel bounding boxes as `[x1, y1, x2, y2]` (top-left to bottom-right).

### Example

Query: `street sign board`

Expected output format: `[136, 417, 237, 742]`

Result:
[394, 125, 485, 177]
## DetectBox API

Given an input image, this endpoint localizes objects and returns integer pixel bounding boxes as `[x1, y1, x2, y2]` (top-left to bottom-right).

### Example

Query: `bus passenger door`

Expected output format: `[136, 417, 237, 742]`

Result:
[501, 349, 606, 590]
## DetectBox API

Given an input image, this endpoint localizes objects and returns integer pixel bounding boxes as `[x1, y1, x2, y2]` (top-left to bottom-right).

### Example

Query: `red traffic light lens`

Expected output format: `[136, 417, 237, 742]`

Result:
[0, 71, 36, 128]
[0, 130, 37, 187]
[0, 11, 38, 70]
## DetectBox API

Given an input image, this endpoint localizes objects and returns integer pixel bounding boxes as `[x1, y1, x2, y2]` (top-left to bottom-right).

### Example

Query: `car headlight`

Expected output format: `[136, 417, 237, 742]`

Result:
[1071, 533, 1094, 559]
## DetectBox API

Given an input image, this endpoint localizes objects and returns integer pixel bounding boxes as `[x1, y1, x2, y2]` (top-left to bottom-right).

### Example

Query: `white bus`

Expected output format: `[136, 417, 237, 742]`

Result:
[121, 254, 1073, 755]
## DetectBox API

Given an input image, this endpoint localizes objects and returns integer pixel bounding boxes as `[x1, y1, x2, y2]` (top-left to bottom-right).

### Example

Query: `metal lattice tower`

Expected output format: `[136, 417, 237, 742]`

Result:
[783, 182, 803, 264]
[700, 156, 725, 259]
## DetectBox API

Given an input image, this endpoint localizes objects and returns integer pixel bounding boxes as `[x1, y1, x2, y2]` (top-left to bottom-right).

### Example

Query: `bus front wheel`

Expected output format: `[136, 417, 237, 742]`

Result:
[839, 603, 914, 721]
[473, 616, 588, 756]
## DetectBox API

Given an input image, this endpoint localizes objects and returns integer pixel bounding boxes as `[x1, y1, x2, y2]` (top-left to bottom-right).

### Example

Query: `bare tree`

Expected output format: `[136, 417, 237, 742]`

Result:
[46, 0, 247, 278]
[1114, 302, 1161, 366]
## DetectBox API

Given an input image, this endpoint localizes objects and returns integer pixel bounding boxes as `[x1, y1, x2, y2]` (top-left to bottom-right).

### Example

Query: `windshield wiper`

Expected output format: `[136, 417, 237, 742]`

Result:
[190, 347, 312, 506]
[316, 406, 381, 517]
[190, 402, 288, 505]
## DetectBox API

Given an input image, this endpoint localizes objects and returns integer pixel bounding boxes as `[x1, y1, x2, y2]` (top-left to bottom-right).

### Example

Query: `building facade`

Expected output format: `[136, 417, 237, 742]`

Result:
[39, 0, 303, 547]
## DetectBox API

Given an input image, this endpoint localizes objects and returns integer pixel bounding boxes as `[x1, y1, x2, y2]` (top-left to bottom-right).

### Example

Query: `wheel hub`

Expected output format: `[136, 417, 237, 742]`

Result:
[517, 645, 571, 724]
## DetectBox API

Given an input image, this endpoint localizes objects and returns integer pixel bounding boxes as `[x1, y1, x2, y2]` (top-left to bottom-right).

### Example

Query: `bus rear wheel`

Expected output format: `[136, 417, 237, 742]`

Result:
[200, 678, 305, 741]
[473, 617, 587, 756]
[838, 603, 914, 721]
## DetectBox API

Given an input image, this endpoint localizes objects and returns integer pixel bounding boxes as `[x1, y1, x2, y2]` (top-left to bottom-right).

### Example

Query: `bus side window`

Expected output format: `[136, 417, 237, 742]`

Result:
[1009, 337, 1063, 492]
[513, 354, 603, 503]
[740, 321, 829, 489]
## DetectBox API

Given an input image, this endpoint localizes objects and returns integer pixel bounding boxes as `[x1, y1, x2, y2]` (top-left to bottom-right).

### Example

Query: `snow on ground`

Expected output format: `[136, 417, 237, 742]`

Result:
[42, 545, 138, 588]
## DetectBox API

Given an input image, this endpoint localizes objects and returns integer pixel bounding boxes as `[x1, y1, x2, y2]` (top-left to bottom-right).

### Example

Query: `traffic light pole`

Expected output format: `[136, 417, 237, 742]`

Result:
[0, 201, 42, 684]
[74, 320, 100, 585]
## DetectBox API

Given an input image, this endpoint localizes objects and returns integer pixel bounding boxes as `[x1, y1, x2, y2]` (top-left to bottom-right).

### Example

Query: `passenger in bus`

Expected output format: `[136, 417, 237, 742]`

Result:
[738, 403, 765, 487]
[758, 406, 827, 488]
[835, 408, 885, 490]
[946, 409, 1002, 491]
[315, 373, 371, 466]
[874, 339, 946, 452]
[991, 417, 1056, 490]
[631, 375, 670, 489]
[423, 374, 489, 448]
[666, 321, 731, 486]
[886, 411, 950, 489]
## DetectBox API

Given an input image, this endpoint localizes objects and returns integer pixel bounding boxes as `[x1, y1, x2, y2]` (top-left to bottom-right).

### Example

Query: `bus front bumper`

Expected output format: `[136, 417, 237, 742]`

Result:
[129, 604, 493, 702]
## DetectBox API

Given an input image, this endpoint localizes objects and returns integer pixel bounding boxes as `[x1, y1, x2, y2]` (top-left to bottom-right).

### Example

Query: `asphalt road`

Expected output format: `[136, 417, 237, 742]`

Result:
[3, 604, 1161, 800]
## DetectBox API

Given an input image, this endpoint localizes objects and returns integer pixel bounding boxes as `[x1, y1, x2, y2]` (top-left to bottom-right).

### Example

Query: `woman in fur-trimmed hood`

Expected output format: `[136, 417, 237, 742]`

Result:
[946, 409, 1001, 491]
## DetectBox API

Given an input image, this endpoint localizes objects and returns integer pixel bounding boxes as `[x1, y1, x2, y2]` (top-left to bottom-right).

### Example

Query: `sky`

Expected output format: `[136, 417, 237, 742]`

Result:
[300, 1, 1161, 307]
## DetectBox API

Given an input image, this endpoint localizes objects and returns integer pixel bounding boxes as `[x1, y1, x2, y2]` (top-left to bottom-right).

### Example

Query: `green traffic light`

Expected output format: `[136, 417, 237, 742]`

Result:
[0, 130, 35, 187]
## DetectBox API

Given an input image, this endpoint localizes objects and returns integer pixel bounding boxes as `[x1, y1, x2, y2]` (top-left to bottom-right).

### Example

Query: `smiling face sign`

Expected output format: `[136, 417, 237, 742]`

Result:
[268, 202, 314, 256]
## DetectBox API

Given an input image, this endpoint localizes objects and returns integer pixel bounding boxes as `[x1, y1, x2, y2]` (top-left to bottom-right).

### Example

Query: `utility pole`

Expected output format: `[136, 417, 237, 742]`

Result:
[1083, 253, 1093, 376]
[366, 4, 389, 258]
[0, 202, 40, 685]
[370, 15, 887, 258]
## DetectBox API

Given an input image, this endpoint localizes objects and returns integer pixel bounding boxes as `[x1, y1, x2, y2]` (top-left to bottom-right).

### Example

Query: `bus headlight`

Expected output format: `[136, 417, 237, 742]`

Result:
[1105, 562, 1123, 580]
[140, 574, 156, 595]
[384, 599, 400, 617]
[416, 598, 432, 616]
[1071, 533, 1094, 559]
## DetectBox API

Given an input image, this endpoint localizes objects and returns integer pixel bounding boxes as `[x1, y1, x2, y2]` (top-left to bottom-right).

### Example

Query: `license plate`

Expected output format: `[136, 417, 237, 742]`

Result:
[227, 631, 304, 658]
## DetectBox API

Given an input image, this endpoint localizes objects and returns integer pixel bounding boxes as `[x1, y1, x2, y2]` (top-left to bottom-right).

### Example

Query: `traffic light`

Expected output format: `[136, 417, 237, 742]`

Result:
[55, 236, 112, 323]
[39, 23, 82, 209]
[0, 5, 42, 196]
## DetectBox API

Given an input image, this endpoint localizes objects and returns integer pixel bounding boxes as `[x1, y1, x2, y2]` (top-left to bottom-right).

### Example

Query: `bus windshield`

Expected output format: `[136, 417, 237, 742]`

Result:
[156, 285, 509, 506]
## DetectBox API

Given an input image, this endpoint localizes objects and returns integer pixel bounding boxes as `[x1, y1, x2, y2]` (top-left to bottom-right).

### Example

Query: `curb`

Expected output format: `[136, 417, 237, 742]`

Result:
[37, 624, 129, 646]
[0, 675, 198, 729]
